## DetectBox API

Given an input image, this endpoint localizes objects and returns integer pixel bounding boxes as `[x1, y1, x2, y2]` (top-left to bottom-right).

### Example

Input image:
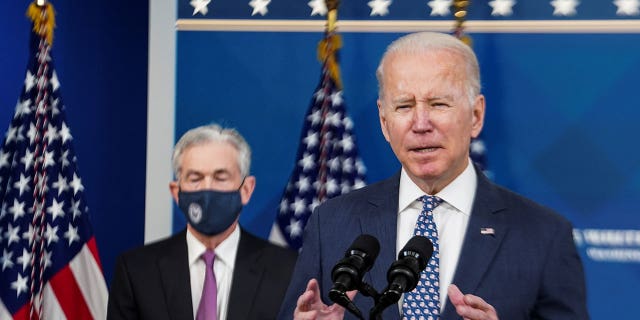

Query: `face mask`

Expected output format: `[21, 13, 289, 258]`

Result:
[178, 184, 243, 236]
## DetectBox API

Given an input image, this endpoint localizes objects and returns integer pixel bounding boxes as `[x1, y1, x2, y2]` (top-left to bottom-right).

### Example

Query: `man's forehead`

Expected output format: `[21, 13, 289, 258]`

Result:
[179, 142, 240, 173]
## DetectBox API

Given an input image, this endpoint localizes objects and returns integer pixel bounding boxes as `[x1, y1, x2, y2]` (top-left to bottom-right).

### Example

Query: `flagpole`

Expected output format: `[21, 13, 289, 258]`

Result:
[326, 0, 339, 33]
[37, 0, 47, 7]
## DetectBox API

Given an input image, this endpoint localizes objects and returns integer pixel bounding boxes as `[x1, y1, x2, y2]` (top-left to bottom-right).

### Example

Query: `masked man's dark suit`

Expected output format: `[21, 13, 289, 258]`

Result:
[107, 228, 297, 320]
[279, 169, 589, 319]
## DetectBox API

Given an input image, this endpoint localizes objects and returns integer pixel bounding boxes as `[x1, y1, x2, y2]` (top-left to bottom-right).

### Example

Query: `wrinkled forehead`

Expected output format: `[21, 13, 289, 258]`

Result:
[381, 50, 468, 92]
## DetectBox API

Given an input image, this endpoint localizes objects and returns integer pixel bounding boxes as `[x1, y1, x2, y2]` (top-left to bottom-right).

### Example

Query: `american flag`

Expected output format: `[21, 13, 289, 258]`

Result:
[271, 32, 367, 250]
[0, 3, 107, 319]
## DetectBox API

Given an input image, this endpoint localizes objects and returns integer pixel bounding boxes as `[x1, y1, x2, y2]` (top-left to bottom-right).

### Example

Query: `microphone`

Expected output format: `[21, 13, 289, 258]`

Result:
[372, 235, 434, 317]
[329, 234, 380, 320]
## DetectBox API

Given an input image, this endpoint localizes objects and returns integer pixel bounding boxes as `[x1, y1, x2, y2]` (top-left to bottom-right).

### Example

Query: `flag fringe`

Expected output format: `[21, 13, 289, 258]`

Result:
[26, 2, 56, 46]
[317, 34, 343, 89]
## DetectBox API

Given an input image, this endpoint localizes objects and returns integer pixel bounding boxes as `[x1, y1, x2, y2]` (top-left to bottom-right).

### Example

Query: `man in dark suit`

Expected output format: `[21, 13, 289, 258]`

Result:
[279, 32, 588, 319]
[107, 124, 297, 320]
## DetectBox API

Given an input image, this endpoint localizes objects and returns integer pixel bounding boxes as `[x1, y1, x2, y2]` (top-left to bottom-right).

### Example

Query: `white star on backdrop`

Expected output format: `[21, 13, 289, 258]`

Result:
[64, 224, 80, 246]
[17, 249, 31, 272]
[11, 273, 28, 297]
[190, 0, 211, 16]
[47, 199, 65, 221]
[286, 218, 303, 237]
[428, 0, 452, 16]
[550, 0, 579, 16]
[50, 71, 60, 91]
[470, 139, 486, 154]
[70, 173, 84, 195]
[308, 0, 327, 16]
[614, 0, 640, 15]
[368, 0, 392, 16]
[45, 223, 59, 246]
[249, 0, 271, 16]
[489, 0, 515, 16]
[1, 249, 14, 271]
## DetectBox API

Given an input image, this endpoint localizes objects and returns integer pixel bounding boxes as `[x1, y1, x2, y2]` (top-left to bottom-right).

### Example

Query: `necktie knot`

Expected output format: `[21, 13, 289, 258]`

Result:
[420, 195, 443, 212]
[202, 250, 215, 267]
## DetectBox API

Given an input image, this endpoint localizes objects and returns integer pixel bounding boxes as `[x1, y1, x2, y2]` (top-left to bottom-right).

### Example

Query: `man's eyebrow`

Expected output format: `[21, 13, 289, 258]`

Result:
[391, 95, 415, 104]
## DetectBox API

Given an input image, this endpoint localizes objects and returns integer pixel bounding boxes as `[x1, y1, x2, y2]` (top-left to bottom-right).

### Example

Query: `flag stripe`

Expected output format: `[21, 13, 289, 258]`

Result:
[69, 241, 107, 319]
[49, 265, 92, 320]
[41, 283, 66, 320]
[0, 300, 11, 320]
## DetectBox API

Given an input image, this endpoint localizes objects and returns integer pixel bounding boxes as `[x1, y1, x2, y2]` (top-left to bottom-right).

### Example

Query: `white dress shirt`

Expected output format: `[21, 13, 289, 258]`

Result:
[187, 226, 239, 320]
[396, 160, 477, 312]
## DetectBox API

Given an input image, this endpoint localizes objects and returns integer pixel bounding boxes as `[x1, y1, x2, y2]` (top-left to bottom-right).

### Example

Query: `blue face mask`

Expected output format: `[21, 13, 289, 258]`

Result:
[178, 184, 243, 236]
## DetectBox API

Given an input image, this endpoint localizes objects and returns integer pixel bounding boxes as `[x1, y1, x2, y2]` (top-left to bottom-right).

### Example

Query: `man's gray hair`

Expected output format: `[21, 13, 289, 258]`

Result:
[376, 32, 481, 106]
[172, 124, 251, 178]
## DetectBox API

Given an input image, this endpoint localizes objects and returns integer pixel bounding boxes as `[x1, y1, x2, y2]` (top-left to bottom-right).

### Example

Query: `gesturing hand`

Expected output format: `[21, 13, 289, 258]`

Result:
[448, 284, 498, 320]
[294, 279, 358, 320]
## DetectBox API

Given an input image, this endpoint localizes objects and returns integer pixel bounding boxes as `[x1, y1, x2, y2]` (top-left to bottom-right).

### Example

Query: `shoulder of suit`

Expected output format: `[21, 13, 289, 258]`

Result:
[117, 230, 186, 262]
[318, 173, 399, 208]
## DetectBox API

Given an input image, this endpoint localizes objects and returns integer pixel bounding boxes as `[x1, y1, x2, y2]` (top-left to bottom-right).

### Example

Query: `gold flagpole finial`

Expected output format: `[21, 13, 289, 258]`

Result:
[452, 0, 472, 46]
[27, 0, 56, 45]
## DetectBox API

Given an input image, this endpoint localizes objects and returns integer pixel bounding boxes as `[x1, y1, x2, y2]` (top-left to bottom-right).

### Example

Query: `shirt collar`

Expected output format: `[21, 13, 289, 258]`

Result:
[186, 226, 240, 268]
[398, 160, 477, 215]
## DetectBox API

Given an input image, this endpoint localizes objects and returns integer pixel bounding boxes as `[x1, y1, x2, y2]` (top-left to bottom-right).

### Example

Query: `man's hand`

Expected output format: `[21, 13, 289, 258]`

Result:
[448, 284, 498, 320]
[294, 279, 357, 320]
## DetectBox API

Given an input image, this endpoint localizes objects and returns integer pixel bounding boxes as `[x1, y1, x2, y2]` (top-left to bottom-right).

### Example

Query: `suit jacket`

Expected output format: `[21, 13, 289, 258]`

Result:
[107, 228, 297, 320]
[279, 169, 589, 319]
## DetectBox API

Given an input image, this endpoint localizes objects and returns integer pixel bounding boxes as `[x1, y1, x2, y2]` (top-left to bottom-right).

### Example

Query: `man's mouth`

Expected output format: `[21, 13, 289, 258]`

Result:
[411, 147, 440, 153]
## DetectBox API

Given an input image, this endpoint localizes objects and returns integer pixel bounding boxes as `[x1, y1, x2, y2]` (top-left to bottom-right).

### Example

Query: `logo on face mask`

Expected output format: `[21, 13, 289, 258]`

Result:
[178, 185, 244, 236]
[188, 203, 203, 223]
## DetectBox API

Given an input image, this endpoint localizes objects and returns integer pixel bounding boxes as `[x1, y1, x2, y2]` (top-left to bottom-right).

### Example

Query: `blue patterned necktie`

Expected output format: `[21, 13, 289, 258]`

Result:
[402, 195, 444, 320]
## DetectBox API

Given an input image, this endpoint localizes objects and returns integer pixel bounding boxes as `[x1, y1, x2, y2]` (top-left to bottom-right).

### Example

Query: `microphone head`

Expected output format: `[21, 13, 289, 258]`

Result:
[398, 236, 434, 270]
[347, 234, 380, 266]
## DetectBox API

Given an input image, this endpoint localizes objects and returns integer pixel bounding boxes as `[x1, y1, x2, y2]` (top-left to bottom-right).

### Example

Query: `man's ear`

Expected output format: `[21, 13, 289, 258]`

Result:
[470, 94, 485, 138]
[169, 181, 179, 204]
[378, 100, 391, 142]
[240, 176, 256, 205]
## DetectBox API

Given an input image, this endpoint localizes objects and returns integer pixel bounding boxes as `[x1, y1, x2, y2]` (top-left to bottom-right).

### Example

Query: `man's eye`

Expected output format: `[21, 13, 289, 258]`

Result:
[187, 177, 202, 183]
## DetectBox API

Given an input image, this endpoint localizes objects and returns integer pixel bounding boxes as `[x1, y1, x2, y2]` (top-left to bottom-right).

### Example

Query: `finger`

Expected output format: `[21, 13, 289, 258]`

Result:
[463, 294, 497, 318]
[447, 284, 466, 306]
[307, 278, 321, 297]
[296, 288, 315, 312]
[346, 289, 358, 300]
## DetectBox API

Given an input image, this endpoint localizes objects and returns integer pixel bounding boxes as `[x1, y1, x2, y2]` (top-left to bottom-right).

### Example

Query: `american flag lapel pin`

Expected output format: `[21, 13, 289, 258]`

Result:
[480, 227, 495, 236]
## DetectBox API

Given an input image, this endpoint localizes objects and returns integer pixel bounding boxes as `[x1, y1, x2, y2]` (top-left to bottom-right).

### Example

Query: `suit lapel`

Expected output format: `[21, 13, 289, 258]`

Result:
[156, 230, 194, 320]
[359, 173, 402, 319]
[227, 230, 264, 319]
[442, 170, 508, 319]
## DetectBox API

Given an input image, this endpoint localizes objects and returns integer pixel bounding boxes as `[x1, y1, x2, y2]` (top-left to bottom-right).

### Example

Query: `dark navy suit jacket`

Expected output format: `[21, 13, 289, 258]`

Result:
[279, 169, 589, 319]
[107, 228, 297, 320]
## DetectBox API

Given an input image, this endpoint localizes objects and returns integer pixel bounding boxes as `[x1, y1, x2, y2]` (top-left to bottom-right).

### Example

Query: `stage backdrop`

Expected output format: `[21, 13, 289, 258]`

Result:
[173, 1, 640, 319]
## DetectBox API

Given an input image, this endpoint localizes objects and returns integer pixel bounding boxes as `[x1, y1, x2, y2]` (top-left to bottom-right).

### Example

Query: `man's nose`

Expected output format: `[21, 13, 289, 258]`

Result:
[412, 105, 433, 132]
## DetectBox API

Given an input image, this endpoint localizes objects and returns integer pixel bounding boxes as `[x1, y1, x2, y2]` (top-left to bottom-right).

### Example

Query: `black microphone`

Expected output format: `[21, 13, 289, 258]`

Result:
[329, 234, 380, 320]
[372, 235, 434, 317]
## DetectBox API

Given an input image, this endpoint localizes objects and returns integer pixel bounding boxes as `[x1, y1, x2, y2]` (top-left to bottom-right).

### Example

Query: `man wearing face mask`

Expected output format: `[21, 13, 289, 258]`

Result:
[107, 124, 298, 320]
